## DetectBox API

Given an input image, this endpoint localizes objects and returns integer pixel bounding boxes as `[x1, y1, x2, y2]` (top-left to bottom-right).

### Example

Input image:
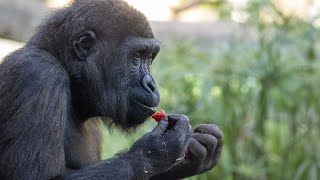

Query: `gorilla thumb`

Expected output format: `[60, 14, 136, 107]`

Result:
[152, 119, 169, 133]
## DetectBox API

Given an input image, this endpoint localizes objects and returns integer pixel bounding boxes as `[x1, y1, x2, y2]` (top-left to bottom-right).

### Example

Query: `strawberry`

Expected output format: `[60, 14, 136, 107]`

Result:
[151, 110, 167, 122]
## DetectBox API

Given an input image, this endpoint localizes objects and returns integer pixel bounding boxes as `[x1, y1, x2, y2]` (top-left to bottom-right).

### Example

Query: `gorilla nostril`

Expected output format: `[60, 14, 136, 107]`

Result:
[141, 75, 156, 93]
[147, 82, 155, 92]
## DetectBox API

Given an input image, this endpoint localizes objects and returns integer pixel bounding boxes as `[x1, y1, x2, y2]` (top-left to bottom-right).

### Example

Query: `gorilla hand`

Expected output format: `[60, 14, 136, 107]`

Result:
[150, 124, 223, 179]
[128, 115, 192, 177]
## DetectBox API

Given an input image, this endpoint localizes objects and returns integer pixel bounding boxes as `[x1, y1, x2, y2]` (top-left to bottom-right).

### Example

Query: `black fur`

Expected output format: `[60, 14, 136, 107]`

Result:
[0, 0, 223, 179]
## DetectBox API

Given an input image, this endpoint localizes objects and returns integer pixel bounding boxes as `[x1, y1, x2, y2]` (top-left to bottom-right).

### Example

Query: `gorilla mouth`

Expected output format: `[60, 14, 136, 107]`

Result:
[133, 100, 157, 113]
[124, 100, 157, 127]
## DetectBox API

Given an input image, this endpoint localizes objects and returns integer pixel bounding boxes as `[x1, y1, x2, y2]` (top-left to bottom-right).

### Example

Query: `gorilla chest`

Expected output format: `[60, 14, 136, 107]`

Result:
[64, 119, 102, 169]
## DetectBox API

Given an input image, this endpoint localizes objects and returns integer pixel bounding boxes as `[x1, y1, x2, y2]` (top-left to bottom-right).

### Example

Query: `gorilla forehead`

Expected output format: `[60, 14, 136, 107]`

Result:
[69, 0, 154, 41]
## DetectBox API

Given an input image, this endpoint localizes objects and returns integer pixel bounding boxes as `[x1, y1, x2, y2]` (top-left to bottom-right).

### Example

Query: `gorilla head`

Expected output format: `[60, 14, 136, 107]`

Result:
[29, 0, 160, 128]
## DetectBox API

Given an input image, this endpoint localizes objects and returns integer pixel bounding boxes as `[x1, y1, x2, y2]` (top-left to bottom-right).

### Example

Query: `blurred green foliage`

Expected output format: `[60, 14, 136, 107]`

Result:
[102, 0, 320, 179]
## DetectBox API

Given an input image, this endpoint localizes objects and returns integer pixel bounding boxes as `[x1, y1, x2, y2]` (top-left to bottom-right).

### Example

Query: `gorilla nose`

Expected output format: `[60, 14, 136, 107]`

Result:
[141, 74, 156, 93]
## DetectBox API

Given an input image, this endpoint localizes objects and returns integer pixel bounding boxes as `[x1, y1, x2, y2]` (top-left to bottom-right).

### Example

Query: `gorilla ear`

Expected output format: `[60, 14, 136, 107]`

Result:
[73, 30, 96, 60]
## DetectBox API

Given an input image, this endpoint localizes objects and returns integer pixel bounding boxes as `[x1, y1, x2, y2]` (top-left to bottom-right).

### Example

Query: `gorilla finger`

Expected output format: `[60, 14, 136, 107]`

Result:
[168, 114, 189, 122]
[211, 138, 223, 166]
[187, 138, 207, 163]
[167, 114, 192, 134]
[194, 124, 223, 139]
[152, 118, 169, 133]
[192, 133, 217, 160]
[167, 128, 192, 146]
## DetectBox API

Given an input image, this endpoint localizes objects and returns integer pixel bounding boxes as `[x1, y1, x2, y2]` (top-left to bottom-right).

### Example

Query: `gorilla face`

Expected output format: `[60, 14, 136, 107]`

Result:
[67, 2, 161, 128]
[125, 37, 161, 127]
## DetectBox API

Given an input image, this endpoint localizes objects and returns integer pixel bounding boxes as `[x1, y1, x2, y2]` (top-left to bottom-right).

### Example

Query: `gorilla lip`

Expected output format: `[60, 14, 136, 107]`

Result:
[133, 100, 157, 112]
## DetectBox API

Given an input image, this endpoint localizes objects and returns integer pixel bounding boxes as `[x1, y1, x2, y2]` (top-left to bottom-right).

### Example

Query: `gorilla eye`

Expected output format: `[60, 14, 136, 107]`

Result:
[132, 50, 157, 61]
[146, 53, 153, 60]
[132, 50, 147, 60]
[133, 52, 141, 59]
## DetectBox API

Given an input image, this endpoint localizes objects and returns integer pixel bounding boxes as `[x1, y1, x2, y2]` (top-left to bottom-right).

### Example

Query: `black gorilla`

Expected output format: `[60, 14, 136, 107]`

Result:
[0, 0, 223, 179]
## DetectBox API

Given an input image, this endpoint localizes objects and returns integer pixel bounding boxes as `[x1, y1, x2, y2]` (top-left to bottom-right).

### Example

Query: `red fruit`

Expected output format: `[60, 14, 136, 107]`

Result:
[151, 110, 167, 122]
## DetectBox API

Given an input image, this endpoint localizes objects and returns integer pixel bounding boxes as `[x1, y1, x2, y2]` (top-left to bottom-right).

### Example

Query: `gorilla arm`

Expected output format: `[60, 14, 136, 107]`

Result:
[0, 49, 69, 179]
[66, 116, 192, 180]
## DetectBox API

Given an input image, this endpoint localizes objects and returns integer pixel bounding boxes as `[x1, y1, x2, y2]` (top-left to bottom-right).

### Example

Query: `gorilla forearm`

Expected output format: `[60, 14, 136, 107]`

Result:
[150, 162, 203, 180]
[150, 166, 187, 180]
[64, 155, 149, 180]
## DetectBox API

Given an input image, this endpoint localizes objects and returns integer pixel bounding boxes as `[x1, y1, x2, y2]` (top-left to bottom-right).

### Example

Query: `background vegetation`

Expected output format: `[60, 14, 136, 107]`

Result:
[102, 0, 320, 180]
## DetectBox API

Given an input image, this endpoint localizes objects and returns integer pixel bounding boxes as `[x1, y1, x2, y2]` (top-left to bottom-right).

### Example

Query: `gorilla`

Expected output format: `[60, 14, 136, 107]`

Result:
[0, 0, 223, 179]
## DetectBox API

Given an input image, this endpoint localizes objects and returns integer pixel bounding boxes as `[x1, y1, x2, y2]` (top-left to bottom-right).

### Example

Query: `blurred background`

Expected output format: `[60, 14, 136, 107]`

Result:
[1, 0, 320, 179]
